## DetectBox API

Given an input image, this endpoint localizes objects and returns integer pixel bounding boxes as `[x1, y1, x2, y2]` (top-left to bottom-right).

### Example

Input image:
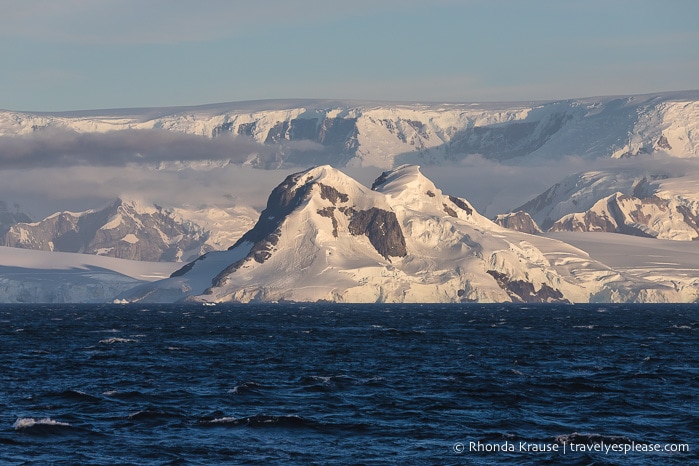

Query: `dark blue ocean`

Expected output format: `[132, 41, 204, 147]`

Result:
[1, 303, 696, 465]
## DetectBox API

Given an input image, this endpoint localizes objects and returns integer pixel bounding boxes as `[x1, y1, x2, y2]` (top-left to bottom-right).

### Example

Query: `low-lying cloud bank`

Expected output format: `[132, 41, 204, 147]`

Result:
[2, 128, 699, 221]
[0, 128, 323, 169]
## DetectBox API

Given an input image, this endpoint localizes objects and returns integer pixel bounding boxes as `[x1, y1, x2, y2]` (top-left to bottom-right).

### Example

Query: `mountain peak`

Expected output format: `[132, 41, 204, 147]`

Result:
[372, 164, 436, 199]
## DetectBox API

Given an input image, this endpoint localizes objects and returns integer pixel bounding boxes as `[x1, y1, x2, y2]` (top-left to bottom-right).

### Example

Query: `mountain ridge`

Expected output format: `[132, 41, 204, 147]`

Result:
[3, 91, 698, 169]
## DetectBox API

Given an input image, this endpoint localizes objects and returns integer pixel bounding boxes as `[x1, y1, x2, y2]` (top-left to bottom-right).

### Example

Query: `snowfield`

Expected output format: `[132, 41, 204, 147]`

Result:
[0, 247, 180, 303]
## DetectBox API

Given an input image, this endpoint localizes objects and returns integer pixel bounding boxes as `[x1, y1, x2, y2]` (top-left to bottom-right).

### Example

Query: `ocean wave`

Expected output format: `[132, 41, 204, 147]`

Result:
[127, 407, 184, 422]
[45, 389, 101, 403]
[228, 381, 269, 395]
[13, 417, 71, 429]
[98, 337, 137, 344]
[13, 417, 74, 435]
[198, 413, 368, 433]
[198, 414, 313, 429]
[102, 390, 149, 400]
[378, 327, 427, 336]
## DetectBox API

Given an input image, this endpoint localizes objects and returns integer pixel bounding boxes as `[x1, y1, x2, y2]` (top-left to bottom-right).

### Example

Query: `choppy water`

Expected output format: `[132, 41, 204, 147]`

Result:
[1, 303, 697, 465]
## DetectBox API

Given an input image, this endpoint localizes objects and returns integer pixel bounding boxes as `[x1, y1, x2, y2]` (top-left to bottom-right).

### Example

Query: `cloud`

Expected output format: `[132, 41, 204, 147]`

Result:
[0, 128, 322, 169]
[0, 164, 303, 220]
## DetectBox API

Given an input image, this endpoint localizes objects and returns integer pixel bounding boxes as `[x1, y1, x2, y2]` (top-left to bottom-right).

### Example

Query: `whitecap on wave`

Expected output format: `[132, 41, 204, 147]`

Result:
[98, 337, 137, 344]
[13, 417, 71, 430]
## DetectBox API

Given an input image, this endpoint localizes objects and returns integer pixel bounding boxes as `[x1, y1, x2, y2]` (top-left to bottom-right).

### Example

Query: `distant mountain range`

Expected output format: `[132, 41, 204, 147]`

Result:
[513, 169, 699, 240]
[4, 199, 257, 262]
[2, 91, 698, 168]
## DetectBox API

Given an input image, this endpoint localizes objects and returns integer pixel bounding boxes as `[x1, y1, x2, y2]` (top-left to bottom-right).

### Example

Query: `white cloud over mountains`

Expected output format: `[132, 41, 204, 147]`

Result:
[0, 128, 322, 169]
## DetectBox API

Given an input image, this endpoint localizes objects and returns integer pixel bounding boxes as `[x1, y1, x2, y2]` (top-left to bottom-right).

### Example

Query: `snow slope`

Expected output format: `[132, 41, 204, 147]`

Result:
[547, 232, 699, 302]
[0, 246, 180, 303]
[120, 165, 689, 304]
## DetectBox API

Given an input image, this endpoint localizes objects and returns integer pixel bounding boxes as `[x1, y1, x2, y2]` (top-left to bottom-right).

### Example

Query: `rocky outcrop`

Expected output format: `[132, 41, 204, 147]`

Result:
[493, 211, 543, 234]
[317, 207, 339, 237]
[487, 270, 569, 303]
[348, 208, 407, 259]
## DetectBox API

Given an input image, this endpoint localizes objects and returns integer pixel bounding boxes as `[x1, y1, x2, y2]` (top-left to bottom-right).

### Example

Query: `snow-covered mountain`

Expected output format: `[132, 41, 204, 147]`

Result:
[517, 169, 699, 240]
[0, 200, 31, 237]
[4, 198, 257, 262]
[119, 165, 693, 304]
[2, 91, 698, 169]
[0, 246, 179, 303]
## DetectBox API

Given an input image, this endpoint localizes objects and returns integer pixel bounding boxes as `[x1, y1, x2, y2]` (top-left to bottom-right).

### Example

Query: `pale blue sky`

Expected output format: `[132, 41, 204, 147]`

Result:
[1, 0, 698, 111]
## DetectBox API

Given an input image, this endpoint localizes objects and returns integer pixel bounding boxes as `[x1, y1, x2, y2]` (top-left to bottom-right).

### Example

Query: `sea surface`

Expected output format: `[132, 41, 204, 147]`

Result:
[0, 303, 696, 465]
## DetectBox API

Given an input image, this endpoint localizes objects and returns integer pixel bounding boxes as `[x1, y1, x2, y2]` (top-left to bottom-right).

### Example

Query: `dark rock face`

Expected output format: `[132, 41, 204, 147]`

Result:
[229, 172, 314, 258]
[493, 211, 542, 234]
[371, 171, 390, 191]
[487, 270, 569, 303]
[348, 208, 407, 259]
[443, 204, 457, 218]
[212, 117, 360, 167]
[676, 205, 699, 239]
[448, 196, 473, 215]
[656, 135, 672, 150]
[447, 112, 572, 160]
[170, 255, 205, 278]
[549, 210, 616, 234]
[318, 183, 349, 205]
[317, 207, 339, 237]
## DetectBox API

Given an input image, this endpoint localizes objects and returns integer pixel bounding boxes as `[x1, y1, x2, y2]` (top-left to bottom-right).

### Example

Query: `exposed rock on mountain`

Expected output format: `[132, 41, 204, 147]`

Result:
[118, 165, 686, 304]
[347, 208, 407, 259]
[493, 211, 543, 234]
